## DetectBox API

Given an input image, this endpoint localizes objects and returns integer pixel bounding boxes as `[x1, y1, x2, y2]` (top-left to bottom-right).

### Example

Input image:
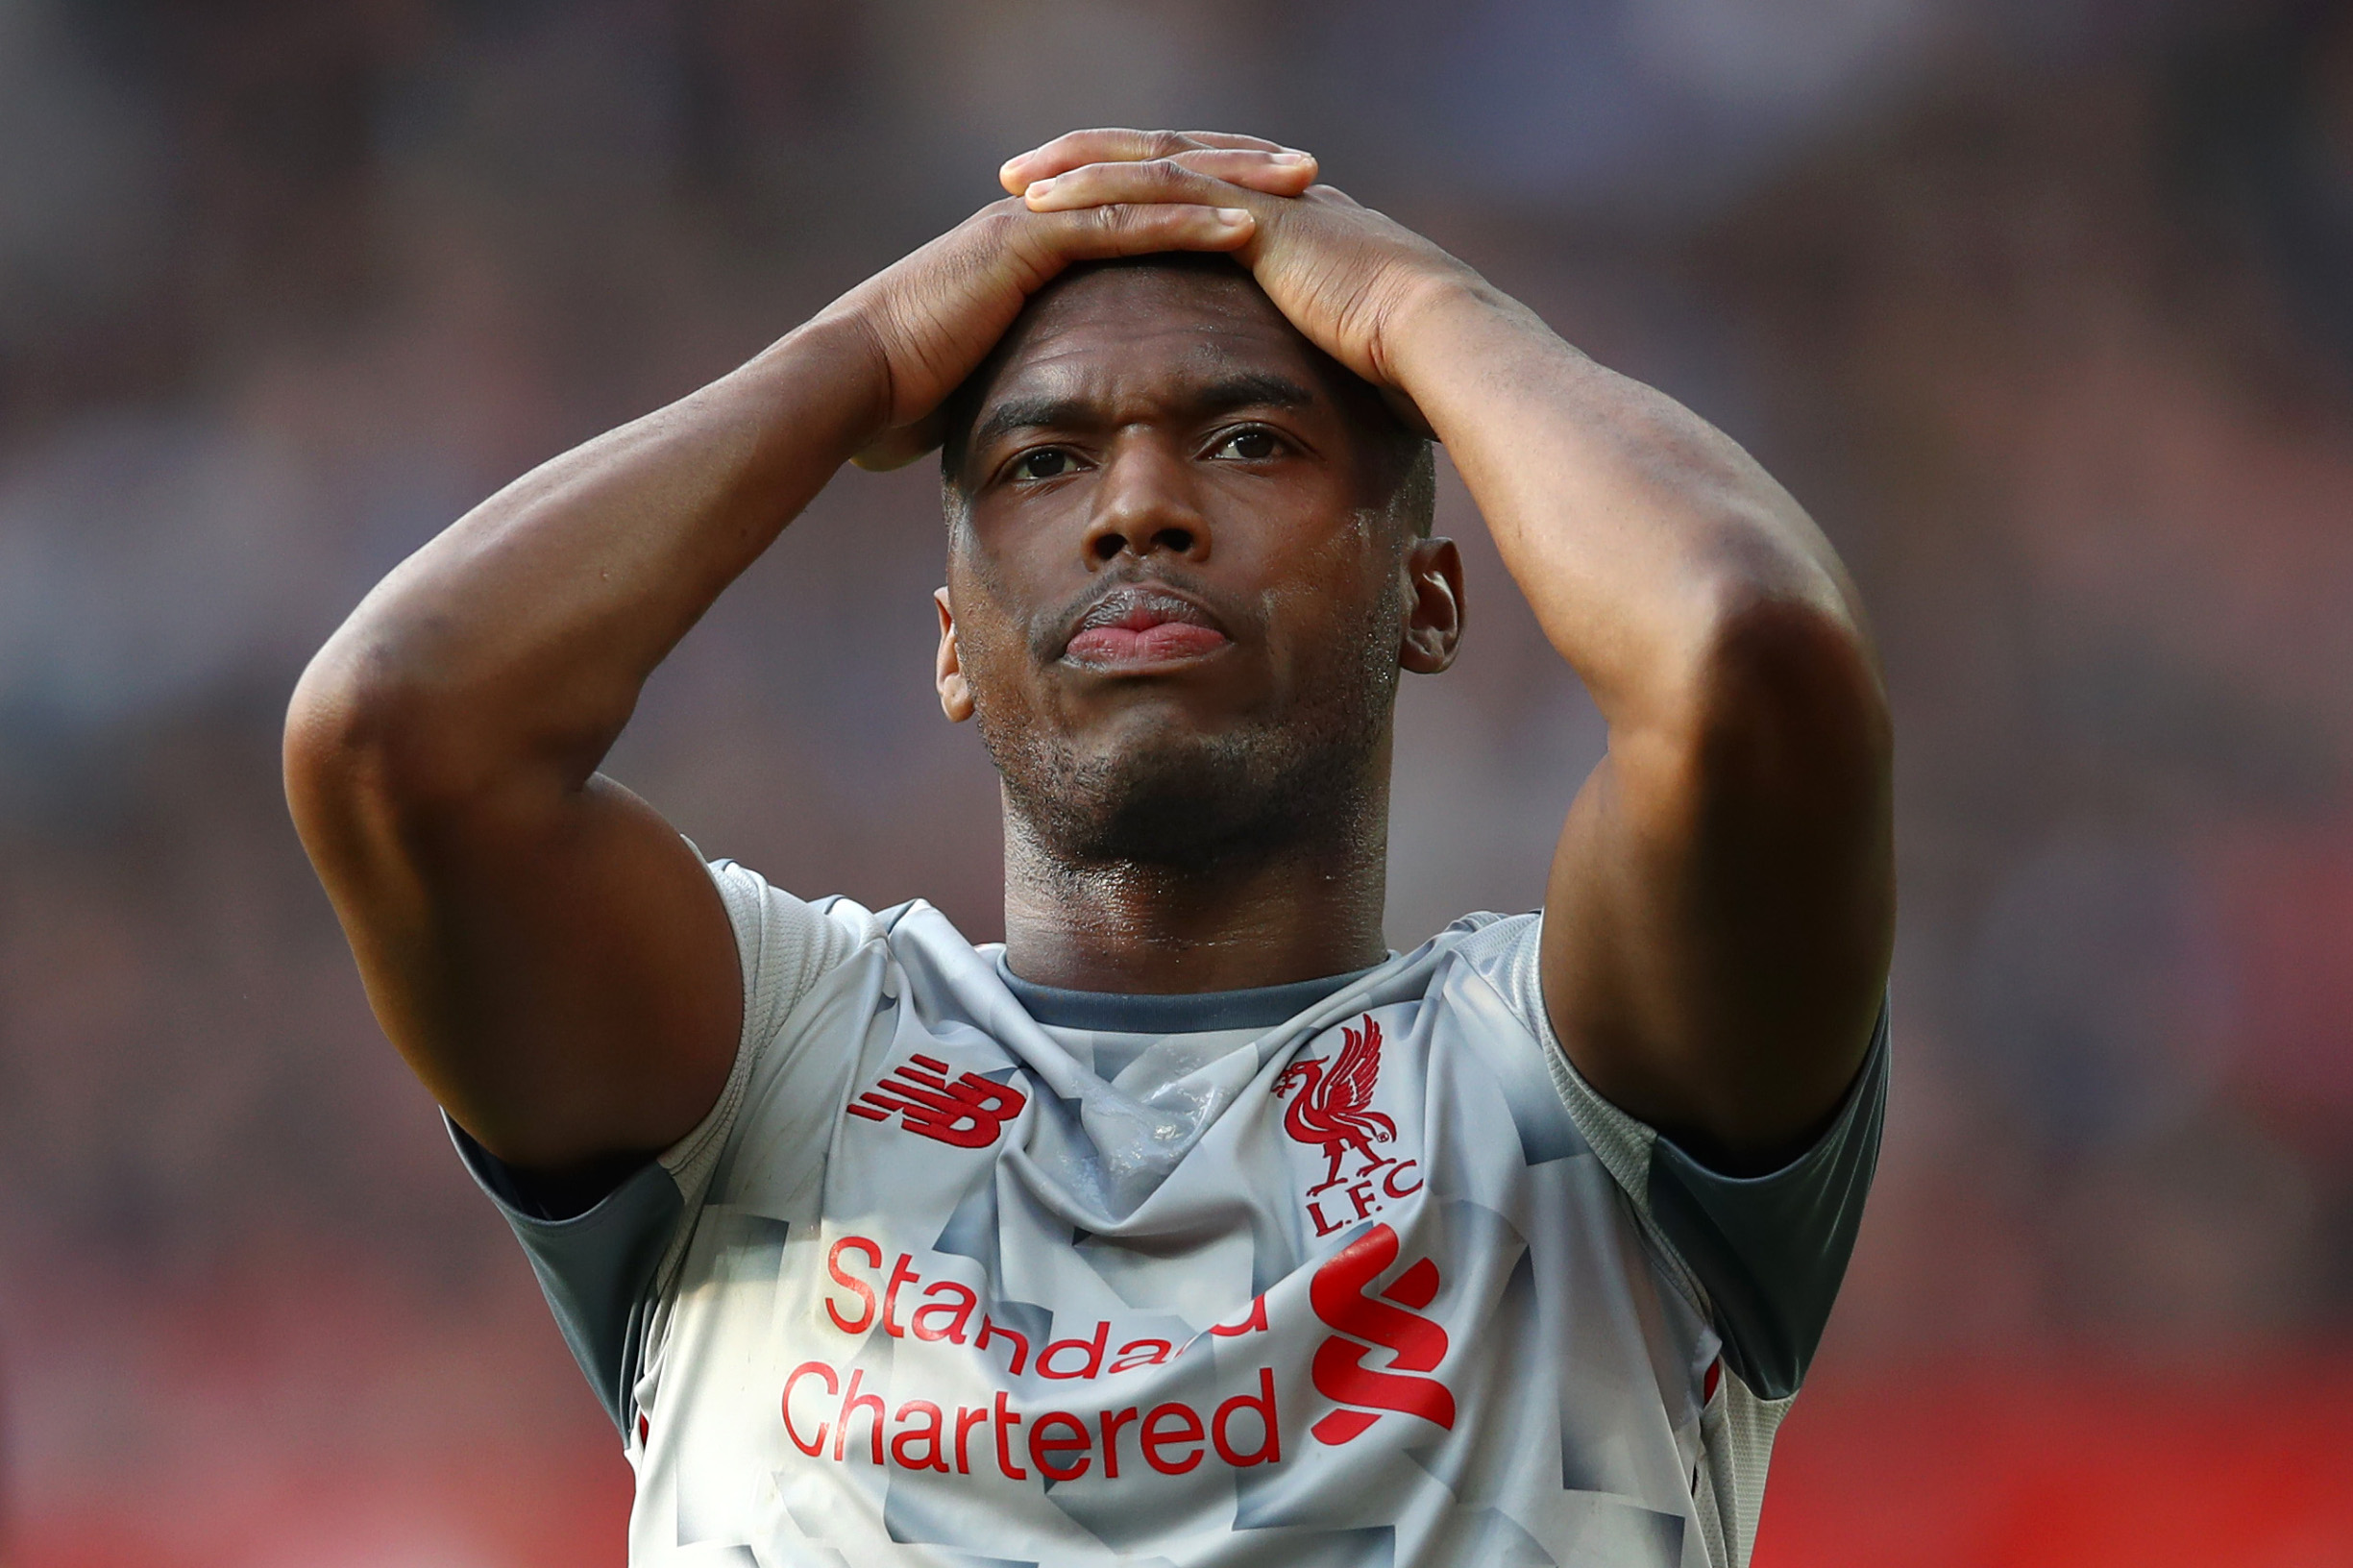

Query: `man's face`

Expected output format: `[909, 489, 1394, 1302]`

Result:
[936, 263, 1449, 868]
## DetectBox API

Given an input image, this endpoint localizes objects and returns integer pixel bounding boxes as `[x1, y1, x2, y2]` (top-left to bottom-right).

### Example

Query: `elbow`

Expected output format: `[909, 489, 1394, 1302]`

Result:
[1679, 574, 1892, 821]
[282, 627, 489, 854]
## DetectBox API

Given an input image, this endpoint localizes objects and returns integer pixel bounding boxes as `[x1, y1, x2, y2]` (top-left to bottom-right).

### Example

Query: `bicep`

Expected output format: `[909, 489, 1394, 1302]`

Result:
[292, 747, 742, 1174]
[1538, 595, 1894, 1170]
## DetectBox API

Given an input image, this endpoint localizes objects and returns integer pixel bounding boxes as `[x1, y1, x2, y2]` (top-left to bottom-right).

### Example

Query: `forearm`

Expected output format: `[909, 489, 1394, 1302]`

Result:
[1390, 281, 1890, 1158]
[281, 313, 886, 1170]
[294, 310, 888, 789]
[1386, 282, 1864, 728]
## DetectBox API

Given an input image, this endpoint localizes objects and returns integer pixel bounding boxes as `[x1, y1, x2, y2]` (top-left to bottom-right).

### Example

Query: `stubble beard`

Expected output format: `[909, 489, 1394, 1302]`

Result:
[974, 617, 1402, 877]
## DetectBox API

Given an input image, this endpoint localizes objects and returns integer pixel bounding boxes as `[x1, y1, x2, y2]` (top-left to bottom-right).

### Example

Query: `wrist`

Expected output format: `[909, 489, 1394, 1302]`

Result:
[766, 300, 900, 453]
[1379, 271, 1535, 386]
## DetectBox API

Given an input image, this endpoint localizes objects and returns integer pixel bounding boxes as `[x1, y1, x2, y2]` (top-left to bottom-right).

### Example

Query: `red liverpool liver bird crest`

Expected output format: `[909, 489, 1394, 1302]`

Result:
[1274, 1014, 1398, 1194]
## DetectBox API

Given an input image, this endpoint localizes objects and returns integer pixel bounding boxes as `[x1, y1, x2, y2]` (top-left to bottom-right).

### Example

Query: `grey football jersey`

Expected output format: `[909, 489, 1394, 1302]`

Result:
[453, 859, 1885, 1568]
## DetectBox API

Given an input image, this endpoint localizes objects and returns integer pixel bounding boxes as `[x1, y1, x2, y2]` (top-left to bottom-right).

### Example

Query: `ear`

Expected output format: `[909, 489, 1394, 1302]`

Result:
[1399, 536, 1464, 675]
[934, 587, 975, 722]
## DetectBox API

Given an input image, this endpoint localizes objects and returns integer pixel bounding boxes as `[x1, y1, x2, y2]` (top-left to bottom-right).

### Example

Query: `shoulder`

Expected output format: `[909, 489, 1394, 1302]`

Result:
[1413, 908, 1893, 1401]
[1409, 909, 1549, 1039]
[700, 859, 969, 1041]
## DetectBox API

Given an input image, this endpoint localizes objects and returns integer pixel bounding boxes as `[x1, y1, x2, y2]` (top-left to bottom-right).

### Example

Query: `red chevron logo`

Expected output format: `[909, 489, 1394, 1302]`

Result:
[1306, 1222, 1456, 1445]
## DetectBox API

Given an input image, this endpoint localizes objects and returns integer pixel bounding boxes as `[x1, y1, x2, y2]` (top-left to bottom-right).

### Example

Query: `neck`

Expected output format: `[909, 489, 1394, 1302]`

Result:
[998, 780, 1392, 995]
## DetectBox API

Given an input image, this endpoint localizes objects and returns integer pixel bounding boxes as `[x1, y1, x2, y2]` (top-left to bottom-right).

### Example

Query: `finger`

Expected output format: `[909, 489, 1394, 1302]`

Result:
[1021, 158, 1262, 216]
[1172, 131, 1292, 152]
[1003, 128, 1179, 193]
[1162, 146, 1317, 195]
[1011, 201, 1257, 281]
[1025, 149, 1312, 205]
[1000, 127, 1305, 192]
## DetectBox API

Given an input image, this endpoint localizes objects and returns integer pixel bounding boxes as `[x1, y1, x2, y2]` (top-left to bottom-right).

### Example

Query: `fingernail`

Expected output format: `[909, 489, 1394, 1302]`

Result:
[1026, 177, 1057, 198]
[1215, 208, 1253, 227]
[1273, 152, 1313, 166]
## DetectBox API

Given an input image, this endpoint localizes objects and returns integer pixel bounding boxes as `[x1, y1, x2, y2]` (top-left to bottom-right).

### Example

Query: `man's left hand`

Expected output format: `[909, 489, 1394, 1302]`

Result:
[1004, 128, 1486, 426]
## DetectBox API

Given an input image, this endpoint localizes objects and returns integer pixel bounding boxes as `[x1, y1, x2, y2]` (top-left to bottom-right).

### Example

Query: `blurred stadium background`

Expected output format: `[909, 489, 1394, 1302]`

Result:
[2, 0, 2349, 1562]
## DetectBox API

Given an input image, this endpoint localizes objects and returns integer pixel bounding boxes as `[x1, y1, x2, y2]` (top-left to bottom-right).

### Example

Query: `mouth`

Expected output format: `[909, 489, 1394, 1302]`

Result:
[1059, 585, 1234, 669]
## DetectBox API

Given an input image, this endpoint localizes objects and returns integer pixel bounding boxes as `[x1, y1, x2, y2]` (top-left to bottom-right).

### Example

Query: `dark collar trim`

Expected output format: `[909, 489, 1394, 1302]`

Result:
[995, 955, 1385, 1034]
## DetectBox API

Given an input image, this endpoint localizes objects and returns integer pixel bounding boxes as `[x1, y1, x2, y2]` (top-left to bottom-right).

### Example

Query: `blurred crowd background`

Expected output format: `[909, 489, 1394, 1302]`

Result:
[3, 0, 2349, 1562]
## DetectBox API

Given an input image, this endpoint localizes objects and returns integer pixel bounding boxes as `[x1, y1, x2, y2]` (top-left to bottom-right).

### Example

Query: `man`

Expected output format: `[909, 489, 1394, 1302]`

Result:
[286, 129, 1892, 1567]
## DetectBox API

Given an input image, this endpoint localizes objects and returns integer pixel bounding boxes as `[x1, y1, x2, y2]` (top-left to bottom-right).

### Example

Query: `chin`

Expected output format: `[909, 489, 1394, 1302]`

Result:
[992, 715, 1367, 870]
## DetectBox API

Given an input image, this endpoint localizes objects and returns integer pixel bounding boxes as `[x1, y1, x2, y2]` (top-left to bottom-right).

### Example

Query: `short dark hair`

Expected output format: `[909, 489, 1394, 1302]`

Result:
[939, 253, 1434, 537]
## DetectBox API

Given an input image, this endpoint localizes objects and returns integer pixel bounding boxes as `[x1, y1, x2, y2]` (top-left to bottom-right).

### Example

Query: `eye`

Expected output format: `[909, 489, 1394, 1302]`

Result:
[1010, 448, 1077, 481]
[1209, 427, 1283, 462]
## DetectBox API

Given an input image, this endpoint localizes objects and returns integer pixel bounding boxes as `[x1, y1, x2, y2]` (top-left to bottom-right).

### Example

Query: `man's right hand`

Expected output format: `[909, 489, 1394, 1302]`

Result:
[836, 131, 1322, 471]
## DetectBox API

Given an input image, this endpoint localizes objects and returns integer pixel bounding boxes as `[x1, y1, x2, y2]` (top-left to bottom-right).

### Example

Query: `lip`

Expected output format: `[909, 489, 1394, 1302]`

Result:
[1058, 585, 1234, 669]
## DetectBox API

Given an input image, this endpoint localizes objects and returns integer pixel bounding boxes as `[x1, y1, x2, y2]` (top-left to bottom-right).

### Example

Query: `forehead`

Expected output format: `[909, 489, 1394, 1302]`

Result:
[974, 264, 1328, 412]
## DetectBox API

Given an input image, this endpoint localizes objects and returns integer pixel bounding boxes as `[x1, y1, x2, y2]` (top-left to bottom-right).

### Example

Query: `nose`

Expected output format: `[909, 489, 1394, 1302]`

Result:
[1079, 436, 1212, 568]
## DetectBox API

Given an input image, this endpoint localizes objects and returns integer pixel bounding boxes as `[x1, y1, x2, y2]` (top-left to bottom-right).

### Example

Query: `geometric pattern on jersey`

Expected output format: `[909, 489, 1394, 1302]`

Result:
[453, 864, 1886, 1568]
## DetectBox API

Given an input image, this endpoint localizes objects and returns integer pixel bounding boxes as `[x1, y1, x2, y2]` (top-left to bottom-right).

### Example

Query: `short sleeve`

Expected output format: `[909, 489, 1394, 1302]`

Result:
[448, 855, 864, 1432]
[1474, 911, 1888, 1402]
[1641, 1006, 1886, 1400]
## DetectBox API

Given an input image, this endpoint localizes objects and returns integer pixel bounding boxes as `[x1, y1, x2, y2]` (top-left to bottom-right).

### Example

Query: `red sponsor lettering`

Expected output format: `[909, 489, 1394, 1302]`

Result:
[778, 1358, 1282, 1481]
[1039, 1318, 1108, 1380]
[1140, 1402, 1205, 1475]
[954, 1405, 987, 1474]
[911, 1280, 977, 1344]
[824, 1243, 1176, 1383]
[976, 1314, 1029, 1377]
[1099, 1406, 1140, 1478]
[824, 1237, 880, 1334]
[1106, 1338, 1172, 1373]
[1029, 1411, 1092, 1481]
[881, 1254, 921, 1336]
[993, 1390, 1026, 1479]
[1208, 1295, 1268, 1336]
[834, 1368, 886, 1463]
[1212, 1367, 1283, 1467]
[782, 1360, 837, 1456]
[892, 1400, 950, 1472]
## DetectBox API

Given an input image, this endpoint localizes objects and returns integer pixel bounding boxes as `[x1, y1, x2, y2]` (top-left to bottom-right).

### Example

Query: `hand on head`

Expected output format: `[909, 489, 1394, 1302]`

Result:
[846, 129, 1462, 470]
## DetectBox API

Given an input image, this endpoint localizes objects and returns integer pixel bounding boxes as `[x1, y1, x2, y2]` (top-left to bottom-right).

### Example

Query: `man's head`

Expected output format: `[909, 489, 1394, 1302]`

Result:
[931, 254, 1462, 871]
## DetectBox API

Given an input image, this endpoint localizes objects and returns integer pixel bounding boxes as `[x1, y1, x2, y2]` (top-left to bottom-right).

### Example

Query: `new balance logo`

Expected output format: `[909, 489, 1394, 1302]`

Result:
[847, 1055, 1028, 1148]
[1307, 1223, 1456, 1445]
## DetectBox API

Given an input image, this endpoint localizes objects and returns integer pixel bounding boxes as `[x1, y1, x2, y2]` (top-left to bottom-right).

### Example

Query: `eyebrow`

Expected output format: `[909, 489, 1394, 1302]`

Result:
[966, 370, 1319, 456]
